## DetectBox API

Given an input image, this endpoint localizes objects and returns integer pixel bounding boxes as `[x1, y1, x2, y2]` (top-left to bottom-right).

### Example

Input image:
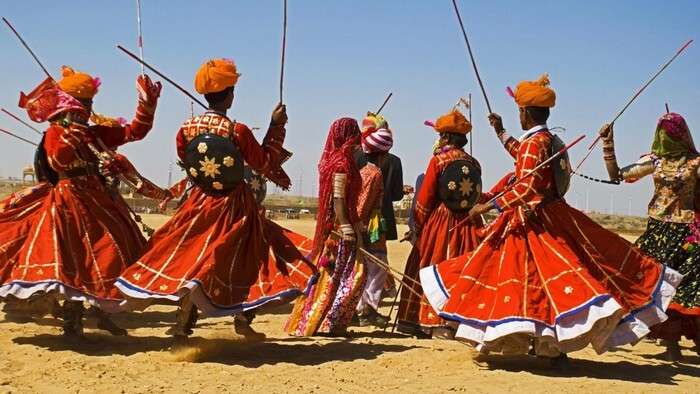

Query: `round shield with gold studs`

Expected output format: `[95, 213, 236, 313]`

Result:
[550, 134, 571, 197]
[438, 159, 482, 213]
[244, 166, 268, 205]
[183, 133, 243, 195]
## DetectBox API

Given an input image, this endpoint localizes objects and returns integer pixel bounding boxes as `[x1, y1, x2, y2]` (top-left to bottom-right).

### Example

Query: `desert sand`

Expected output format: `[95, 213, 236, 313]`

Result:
[0, 216, 698, 394]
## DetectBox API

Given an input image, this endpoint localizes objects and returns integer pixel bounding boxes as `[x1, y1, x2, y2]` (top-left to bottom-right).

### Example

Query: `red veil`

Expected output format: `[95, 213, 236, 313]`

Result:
[313, 117, 362, 257]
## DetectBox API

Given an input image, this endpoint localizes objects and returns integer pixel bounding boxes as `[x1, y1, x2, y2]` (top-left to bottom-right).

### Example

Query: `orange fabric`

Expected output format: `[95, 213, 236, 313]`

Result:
[57, 66, 99, 99]
[514, 74, 556, 108]
[434, 109, 471, 135]
[194, 59, 240, 94]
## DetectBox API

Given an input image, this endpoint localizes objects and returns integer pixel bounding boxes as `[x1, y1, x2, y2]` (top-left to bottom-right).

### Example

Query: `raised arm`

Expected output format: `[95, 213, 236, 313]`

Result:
[600, 123, 654, 183]
[92, 75, 162, 148]
[489, 113, 520, 159]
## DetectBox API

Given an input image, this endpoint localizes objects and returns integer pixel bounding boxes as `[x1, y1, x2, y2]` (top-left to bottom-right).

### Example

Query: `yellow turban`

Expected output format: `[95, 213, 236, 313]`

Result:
[514, 73, 556, 108]
[434, 109, 472, 135]
[57, 66, 99, 99]
[194, 59, 241, 94]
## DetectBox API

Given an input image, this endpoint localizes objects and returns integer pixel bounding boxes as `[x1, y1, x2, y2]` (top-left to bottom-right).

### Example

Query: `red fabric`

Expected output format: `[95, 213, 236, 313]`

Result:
[0, 119, 150, 307]
[0, 183, 52, 284]
[245, 219, 317, 305]
[495, 132, 553, 210]
[18, 77, 86, 122]
[117, 114, 294, 313]
[430, 131, 667, 352]
[398, 149, 484, 328]
[313, 118, 362, 257]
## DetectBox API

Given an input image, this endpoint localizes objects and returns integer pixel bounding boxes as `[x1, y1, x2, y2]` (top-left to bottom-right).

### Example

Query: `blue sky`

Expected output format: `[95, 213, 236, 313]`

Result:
[0, 0, 698, 215]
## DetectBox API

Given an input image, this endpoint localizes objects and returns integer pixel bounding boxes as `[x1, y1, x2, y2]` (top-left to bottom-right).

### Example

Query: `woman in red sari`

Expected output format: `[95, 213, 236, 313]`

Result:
[0, 67, 161, 336]
[285, 117, 367, 336]
[115, 59, 299, 340]
[420, 75, 681, 366]
[397, 109, 484, 338]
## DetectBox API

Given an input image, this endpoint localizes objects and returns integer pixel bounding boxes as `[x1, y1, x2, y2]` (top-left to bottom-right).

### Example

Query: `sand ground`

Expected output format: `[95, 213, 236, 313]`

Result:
[0, 216, 698, 394]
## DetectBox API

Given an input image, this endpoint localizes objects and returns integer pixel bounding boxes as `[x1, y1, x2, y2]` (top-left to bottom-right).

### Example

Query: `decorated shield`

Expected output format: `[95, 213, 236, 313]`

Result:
[438, 159, 482, 213]
[183, 133, 243, 195]
[550, 134, 571, 197]
[244, 166, 268, 204]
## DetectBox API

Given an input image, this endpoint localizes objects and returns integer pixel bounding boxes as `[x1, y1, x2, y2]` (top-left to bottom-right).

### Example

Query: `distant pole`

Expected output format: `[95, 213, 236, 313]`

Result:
[190, 101, 194, 117]
[468, 92, 473, 156]
[167, 160, 173, 187]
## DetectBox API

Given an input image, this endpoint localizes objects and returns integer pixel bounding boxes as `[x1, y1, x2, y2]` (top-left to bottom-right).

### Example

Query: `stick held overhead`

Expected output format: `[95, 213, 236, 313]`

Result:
[376, 92, 393, 115]
[279, 0, 288, 103]
[117, 45, 208, 109]
[2, 17, 53, 80]
[450, 0, 492, 113]
[573, 39, 693, 173]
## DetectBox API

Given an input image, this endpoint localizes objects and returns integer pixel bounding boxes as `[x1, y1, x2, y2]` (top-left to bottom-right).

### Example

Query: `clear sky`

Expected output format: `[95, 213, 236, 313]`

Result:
[0, 0, 698, 215]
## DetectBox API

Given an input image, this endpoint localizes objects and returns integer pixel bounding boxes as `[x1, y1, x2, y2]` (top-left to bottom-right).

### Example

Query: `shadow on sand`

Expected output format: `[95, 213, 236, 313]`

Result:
[13, 333, 417, 367]
[476, 354, 700, 386]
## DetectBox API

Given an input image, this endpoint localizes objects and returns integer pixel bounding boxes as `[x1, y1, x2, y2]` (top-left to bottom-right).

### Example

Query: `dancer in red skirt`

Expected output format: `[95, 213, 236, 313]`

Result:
[397, 109, 484, 338]
[0, 66, 162, 336]
[420, 74, 681, 366]
[115, 58, 301, 340]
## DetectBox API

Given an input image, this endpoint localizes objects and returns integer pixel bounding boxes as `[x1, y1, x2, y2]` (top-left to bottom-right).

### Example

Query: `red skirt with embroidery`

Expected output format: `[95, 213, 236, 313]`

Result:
[0, 176, 146, 312]
[0, 183, 52, 284]
[116, 185, 316, 316]
[420, 200, 681, 355]
[397, 203, 483, 329]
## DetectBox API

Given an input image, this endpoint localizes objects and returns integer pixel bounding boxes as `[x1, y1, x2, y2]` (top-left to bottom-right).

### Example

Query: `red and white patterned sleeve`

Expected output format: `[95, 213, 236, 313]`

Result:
[43, 124, 88, 172]
[497, 132, 521, 160]
[495, 136, 548, 210]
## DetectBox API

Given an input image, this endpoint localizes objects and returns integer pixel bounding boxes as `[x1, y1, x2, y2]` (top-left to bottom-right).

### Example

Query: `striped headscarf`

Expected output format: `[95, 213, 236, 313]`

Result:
[361, 113, 393, 153]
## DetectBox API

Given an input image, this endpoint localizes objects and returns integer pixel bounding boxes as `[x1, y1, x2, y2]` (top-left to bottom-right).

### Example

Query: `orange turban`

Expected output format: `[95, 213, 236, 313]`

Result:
[194, 59, 240, 94]
[514, 73, 556, 108]
[57, 66, 99, 99]
[433, 109, 472, 135]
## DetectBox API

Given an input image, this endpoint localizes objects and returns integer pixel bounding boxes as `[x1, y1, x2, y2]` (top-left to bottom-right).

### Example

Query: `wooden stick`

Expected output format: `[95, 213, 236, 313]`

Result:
[0, 127, 37, 146]
[383, 281, 403, 333]
[1, 108, 42, 136]
[117, 45, 208, 109]
[279, 0, 288, 103]
[2, 17, 52, 80]
[136, 0, 145, 75]
[330, 231, 422, 290]
[665, 103, 670, 114]
[450, 0, 492, 113]
[376, 92, 393, 115]
[573, 39, 693, 173]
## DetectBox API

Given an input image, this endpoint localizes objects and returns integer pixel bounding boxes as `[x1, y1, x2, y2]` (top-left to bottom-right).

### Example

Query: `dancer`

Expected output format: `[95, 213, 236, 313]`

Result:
[420, 74, 681, 366]
[285, 118, 367, 336]
[397, 109, 483, 338]
[115, 58, 300, 340]
[0, 66, 162, 336]
[354, 112, 404, 296]
[599, 113, 700, 360]
[354, 116, 389, 326]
